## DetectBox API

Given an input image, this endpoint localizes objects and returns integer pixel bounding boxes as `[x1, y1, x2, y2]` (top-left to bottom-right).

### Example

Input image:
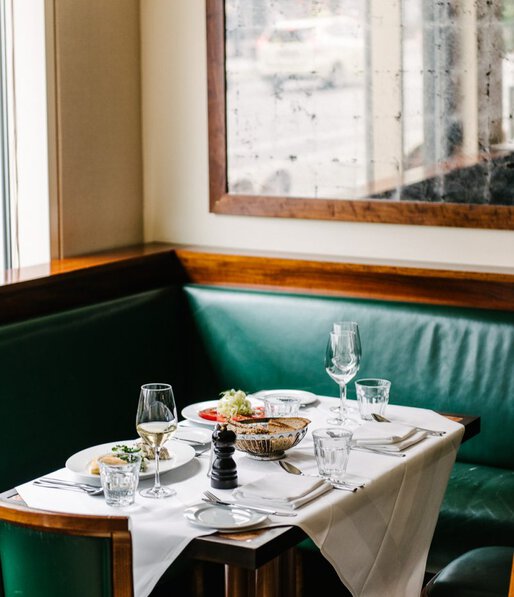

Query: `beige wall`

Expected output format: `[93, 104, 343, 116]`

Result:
[140, 0, 514, 271]
[52, 0, 143, 257]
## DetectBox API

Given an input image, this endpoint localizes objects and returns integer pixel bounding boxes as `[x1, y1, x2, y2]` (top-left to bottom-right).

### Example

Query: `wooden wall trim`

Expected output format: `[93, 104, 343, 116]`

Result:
[0, 244, 512, 326]
[0, 244, 184, 325]
[174, 247, 514, 311]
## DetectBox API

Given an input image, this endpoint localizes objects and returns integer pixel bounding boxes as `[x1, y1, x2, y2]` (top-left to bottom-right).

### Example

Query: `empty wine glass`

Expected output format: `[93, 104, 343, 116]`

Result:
[328, 321, 361, 415]
[136, 383, 178, 498]
[325, 328, 361, 425]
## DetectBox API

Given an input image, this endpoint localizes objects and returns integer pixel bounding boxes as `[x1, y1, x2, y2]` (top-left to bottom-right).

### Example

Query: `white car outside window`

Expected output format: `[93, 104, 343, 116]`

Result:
[255, 16, 365, 90]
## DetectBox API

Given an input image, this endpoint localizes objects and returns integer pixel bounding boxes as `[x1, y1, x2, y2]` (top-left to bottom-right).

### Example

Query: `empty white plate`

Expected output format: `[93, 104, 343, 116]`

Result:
[249, 389, 318, 407]
[183, 502, 267, 531]
[175, 426, 212, 444]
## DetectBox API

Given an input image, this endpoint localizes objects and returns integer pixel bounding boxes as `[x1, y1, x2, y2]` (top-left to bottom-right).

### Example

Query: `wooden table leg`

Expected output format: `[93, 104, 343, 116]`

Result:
[225, 548, 300, 597]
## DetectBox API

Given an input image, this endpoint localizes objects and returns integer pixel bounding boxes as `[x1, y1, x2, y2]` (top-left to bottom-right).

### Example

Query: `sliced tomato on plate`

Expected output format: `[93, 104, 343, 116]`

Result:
[198, 406, 265, 423]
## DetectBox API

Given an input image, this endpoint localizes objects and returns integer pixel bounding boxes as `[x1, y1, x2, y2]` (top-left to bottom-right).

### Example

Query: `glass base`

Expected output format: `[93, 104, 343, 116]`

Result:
[327, 415, 354, 426]
[139, 485, 176, 499]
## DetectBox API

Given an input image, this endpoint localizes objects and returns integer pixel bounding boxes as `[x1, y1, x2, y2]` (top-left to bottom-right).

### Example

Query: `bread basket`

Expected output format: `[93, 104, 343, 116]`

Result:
[227, 417, 310, 460]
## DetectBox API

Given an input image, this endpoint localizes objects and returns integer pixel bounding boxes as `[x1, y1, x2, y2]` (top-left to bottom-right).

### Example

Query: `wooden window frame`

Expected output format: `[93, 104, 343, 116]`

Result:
[206, 0, 514, 230]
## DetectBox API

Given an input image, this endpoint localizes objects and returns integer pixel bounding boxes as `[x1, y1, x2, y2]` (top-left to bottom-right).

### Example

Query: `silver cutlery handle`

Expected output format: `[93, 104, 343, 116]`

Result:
[34, 481, 87, 493]
[351, 446, 406, 458]
[415, 427, 446, 436]
[39, 477, 98, 489]
[330, 482, 358, 492]
[201, 498, 297, 517]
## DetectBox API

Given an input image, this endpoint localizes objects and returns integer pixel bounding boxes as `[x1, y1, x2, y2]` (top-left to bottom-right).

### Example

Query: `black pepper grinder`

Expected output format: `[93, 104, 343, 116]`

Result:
[210, 423, 238, 489]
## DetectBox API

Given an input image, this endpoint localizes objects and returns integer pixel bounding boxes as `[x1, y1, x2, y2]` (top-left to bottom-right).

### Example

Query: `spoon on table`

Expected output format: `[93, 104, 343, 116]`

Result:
[278, 461, 363, 491]
[371, 413, 446, 436]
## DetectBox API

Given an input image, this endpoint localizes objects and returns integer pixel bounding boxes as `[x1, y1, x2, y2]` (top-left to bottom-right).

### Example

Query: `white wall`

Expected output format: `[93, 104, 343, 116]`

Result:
[141, 0, 514, 271]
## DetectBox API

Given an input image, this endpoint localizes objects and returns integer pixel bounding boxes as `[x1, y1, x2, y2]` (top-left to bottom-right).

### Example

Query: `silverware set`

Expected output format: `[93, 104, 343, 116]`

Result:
[202, 490, 297, 517]
[371, 412, 446, 436]
[33, 477, 104, 495]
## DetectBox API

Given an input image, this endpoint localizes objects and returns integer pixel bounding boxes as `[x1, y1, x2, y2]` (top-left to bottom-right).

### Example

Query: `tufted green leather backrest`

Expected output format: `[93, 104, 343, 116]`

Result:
[183, 285, 514, 470]
[0, 521, 113, 596]
[0, 287, 187, 492]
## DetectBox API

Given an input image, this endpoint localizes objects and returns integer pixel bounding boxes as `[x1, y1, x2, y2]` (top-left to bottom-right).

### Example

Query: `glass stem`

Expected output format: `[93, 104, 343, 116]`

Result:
[153, 447, 161, 490]
[339, 383, 347, 419]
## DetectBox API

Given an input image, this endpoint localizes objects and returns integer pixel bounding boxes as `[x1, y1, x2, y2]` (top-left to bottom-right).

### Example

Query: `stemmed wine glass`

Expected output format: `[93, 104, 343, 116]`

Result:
[136, 383, 178, 499]
[325, 325, 361, 425]
[328, 321, 362, 415]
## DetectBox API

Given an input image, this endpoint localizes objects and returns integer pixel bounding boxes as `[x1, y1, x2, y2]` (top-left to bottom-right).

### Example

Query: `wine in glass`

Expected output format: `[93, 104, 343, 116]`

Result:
[328, 321, 361, 415]
[325, 329, 361, 425]
[136, 383, 178, 499]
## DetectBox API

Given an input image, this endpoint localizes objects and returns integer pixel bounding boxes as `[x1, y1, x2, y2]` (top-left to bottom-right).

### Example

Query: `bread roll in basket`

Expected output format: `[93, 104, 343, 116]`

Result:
[227, 417, 310, 460]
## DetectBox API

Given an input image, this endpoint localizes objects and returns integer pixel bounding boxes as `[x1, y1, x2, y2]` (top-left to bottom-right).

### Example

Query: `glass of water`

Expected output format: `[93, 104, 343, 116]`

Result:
[312, 428, 353, 483]
[355, 378, 391, 421]
[99, 452, 142, 507]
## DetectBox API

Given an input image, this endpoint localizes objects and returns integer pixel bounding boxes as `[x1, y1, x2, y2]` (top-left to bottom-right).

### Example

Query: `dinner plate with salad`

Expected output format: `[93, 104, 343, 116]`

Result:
[65, 439, 195, 485]
[180, 389, 266, 427]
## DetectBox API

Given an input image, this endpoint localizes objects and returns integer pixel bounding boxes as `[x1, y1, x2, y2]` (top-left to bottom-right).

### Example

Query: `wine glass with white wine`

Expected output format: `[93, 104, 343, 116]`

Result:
[136, 383, 178, 498]
[325, 328, 361, 425]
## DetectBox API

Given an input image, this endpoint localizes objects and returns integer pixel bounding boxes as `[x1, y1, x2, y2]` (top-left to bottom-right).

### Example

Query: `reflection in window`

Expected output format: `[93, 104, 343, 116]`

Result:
[225, 0, 514, 205]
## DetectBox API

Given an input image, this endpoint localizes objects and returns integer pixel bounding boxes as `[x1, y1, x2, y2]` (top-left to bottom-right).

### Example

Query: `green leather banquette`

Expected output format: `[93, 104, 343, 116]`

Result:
[0, 247, 512, 578]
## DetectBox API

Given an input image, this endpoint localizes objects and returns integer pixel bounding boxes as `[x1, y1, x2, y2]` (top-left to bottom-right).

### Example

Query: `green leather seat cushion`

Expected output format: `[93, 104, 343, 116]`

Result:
[0, 521, 113, 597]
[425, 546, 514, 597]
[428, 462, 514, 570]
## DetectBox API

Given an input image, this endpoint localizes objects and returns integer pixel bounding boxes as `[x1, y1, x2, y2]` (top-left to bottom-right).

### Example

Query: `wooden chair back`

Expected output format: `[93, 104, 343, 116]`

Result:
[0, 501, 133, 597]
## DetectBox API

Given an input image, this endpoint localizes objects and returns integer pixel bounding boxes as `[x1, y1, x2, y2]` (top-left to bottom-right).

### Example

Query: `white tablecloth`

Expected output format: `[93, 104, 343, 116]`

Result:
[16, 397, 464, 597]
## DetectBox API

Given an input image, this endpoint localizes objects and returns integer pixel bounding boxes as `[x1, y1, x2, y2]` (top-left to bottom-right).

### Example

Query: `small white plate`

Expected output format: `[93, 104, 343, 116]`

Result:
[183, 502, 267, 531]
[175, 426, 212, 444]
[65, 439, 195, 486]
[249, 389, 318, 407]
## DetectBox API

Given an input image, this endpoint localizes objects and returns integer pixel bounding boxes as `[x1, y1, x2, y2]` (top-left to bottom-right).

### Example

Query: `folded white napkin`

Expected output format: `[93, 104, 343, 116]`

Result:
[232, 473, 332, 510]
[363, 430, 427, 451]
[352, 422, 417, 444]
[352, 422, 427, 451]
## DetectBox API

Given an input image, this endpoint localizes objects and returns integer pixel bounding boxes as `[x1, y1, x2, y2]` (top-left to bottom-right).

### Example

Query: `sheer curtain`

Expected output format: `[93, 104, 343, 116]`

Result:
[0, 0, 51, 273]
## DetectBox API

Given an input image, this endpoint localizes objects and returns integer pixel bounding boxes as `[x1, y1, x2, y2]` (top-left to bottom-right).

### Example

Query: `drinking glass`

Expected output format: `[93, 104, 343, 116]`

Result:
[325, 327, 361, 425]
[136, 383, 178, 498]
[313, 428, 353, 482]
[355, 378, 391, 420]
[99, 452, 142, 507]
[328, 322, 362, 415]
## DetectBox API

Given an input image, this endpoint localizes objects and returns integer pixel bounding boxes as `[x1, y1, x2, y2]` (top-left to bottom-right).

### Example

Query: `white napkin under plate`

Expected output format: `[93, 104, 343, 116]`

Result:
[352, 422, 427, 451]
[232, 473, 332, 510]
